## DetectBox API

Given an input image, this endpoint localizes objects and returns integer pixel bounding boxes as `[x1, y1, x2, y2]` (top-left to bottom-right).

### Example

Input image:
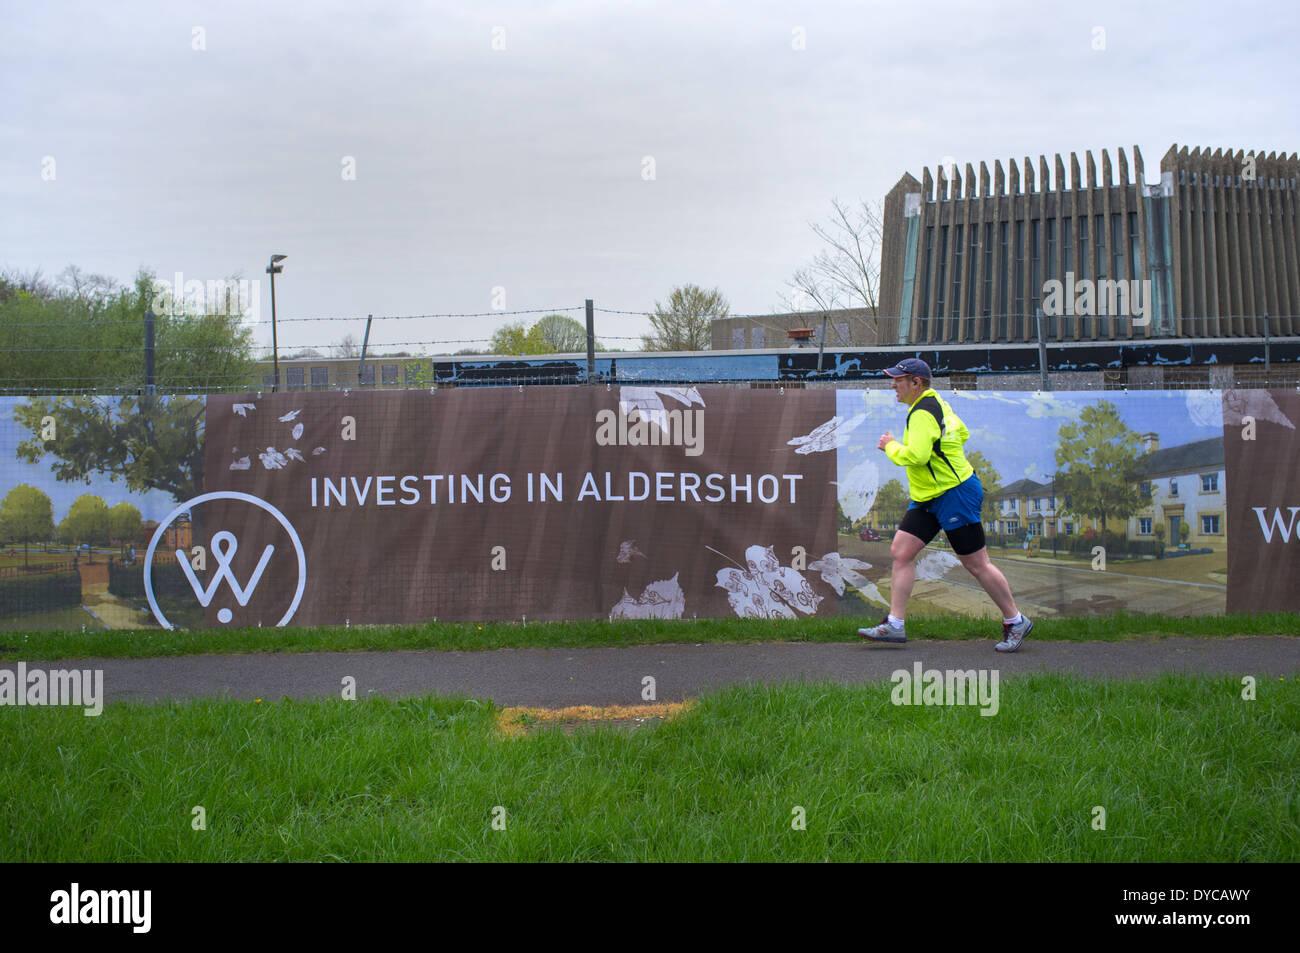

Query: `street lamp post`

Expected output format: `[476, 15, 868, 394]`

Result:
[266, 254, 287, 392]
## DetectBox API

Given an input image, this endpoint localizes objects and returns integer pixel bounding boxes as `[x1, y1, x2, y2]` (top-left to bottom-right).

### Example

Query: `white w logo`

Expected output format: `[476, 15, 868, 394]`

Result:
[1252, 507, 1300, 543]
[178, 531, 275, 606]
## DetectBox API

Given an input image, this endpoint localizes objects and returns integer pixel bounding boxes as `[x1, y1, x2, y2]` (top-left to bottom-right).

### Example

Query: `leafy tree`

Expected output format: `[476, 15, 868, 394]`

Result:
[533, 313, 598, 353]
[642, 285, 728, 351]
[15, 395, 206, 503]
[59, 494, 110, 563]
[1053, 401, 1145, 535]
[964, 449, 1003, 528]
[872, 479, 909, 529]
[109, 502, 143, 556]
[0, 267, 254, 391]
[490, 321, 549, 356]
[0, 484, 55, 567]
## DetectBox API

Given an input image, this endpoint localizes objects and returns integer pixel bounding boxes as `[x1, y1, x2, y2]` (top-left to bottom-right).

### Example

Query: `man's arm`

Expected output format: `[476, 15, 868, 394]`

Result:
[884, 410, 941, 466]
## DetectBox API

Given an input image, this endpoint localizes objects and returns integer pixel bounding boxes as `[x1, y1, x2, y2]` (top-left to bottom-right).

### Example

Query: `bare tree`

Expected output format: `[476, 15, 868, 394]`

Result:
[781, 198, 884, 344]
[334, 333, 361, 359]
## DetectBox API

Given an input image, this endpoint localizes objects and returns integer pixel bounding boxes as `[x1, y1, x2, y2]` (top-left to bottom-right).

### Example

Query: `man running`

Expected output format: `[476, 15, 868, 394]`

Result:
[858, 358, 1032, 652]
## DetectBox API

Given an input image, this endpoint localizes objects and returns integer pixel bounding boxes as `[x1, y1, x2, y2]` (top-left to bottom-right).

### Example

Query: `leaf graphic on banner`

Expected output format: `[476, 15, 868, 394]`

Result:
[808, 552, 871, 596]
[609, 574, 685, 620]
[915, 551, 961, 580]
[837, 460, 881, 523]
[618, 386, 705, 431]
[1221, 390, 1295, 430]
[616, 540, 645, 564]
[258, 447, 288, 470]
[279, 409, 302, 422]
[229, 456, 251, 471]
[312, 447, 327, 456]
[1185, 391, 1223, 428]
[292, 422, 304, 441]
[714, 544, 822, 619]
[284, 448, 305, 462]
[232, 403, 256, 417]
[788, 414, 866, 454]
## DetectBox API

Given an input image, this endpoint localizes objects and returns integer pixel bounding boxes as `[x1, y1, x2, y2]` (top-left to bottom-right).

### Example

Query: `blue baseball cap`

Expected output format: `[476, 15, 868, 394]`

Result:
[883, 358, 932, 380]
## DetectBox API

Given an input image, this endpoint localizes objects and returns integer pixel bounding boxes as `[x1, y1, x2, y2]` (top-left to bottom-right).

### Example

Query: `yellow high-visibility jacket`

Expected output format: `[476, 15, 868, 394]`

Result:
[883, 389, 975, 502]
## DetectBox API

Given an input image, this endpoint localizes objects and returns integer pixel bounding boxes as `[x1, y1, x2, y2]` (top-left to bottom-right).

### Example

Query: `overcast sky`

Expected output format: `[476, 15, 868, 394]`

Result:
[4, 0, 1298, 355]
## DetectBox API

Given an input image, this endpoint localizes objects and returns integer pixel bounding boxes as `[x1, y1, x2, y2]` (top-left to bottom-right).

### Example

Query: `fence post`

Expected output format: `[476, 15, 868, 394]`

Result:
[358, 314, 373, 387]
[144, 309, 156, 395]
[1035, 308, 1048, 391]
[586, 299, 595, 384]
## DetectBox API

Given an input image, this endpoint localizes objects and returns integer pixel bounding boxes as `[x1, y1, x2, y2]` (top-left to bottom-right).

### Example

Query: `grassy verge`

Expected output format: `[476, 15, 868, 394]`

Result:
[1, 674, 1295, 862]
[0, 612, 1296, 661]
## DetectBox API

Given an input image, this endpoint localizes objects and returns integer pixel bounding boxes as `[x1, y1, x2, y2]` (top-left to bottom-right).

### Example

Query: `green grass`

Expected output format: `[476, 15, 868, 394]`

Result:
[0, 612, 1296, 661]
[2, 674, 1296, 861]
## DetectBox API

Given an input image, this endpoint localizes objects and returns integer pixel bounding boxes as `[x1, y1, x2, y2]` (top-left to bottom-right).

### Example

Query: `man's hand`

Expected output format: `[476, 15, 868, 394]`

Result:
[878, 431, 894, 451]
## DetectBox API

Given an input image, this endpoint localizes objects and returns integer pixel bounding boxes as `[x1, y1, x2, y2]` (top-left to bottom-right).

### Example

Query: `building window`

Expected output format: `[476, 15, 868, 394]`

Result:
[732, 328, 746, 349]
[834, 322, 849, 344]
[1063, 521, 1074, 535]
[981, 222, 993, 329]
[752, 327, 765, 348]
[952, 224, 963, 320]
[1013, 220, 1025, 337]
[1128, 211, 1141, 303]
[310, 366, 329, 390]
[1112, 214, 1124, 281]
[1201, 514, 1221, 534]
[997, 221, 1009, 331]
[1140, 481, 1152, 499]
[934, 225, 949, 332]
[1169, 479, 1178, 497]
[1045, 218, 1057, 287]
[1095, 214, 1106, 280]
[1201, 473, 1218, 492]
[966, 225, 978, 322]
[1007, 520, 1019, 534]
[1062, 218, 1073, 278]
[1139, 517, 1153, 535]
[381, 364, 399, 385]
[920, 226, 934, 320]
[263, 372, 277, 390]
[360, 365, 376, 387]
[286, 366, 305, 391]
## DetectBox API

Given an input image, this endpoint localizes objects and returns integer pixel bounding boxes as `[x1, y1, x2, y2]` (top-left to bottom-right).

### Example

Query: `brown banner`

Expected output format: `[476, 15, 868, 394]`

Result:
[197, 386, 838, 625]
[1225, 390, 1300, 613]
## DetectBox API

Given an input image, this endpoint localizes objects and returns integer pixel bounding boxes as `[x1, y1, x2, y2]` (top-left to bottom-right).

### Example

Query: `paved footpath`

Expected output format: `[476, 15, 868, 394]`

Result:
[7, 636, 1299, 708]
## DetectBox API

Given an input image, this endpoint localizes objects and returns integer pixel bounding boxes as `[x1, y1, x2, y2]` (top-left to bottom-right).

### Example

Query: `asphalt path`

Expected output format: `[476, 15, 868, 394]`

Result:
[6, 636, 1298, 708]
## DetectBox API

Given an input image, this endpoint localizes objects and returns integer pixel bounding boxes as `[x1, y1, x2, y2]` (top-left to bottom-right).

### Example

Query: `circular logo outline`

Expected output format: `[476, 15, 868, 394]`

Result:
[144, 491, 307, 630]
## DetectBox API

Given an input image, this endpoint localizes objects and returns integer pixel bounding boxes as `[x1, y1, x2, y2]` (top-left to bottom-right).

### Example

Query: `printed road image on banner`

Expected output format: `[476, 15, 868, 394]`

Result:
[8, 386, 1297, 630]
[832, 388, 1231, 619]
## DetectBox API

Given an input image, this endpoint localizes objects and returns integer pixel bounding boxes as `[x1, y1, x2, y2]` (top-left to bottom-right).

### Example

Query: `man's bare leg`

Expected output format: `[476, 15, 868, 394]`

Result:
[888, 530, 928, 619]
[956, 546, 1017, 618]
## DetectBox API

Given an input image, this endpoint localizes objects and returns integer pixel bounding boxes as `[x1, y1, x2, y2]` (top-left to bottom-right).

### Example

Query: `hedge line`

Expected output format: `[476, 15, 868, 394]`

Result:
[0, 570, 81, 617]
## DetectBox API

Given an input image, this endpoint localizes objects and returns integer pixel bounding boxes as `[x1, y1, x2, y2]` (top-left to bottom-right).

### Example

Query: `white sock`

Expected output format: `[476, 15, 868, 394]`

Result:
[1003, 613, 1023, 625]
[887, 614, 905, 628]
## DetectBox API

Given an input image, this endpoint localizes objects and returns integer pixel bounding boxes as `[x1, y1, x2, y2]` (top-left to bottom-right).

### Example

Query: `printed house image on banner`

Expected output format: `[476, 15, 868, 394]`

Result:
[1130, 434, 1226, 547]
